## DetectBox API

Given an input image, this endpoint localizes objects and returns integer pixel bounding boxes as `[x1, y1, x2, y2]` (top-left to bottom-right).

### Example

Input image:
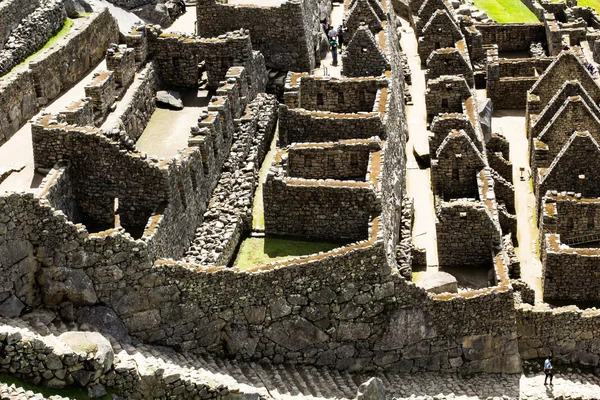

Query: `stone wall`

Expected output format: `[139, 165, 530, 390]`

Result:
[29, 8, 119, 102]
[474, 23, 544, 51]
[0, 0, 67, 77]
[517, 303, 600, 368]
[196, 0, 317, 71]
[0, 9, 119, 144]
[0, 70, 38, 145]
[425, 76, 471, 120]
[278, 106, 386, 146]
[264, 172, 382, 240]
[286, 139, 380, 180]
[429, 113, 478, 155]
[144, 27, 267, 93]
[104, 62, 160, 142]
[425, 46, 473, 87]
[0, 0, 42, 50]
[297, 76, 386, 113]
[186, 93, 278, 266]
[487, 77, 539, 109]
[436, 201, 501, 267]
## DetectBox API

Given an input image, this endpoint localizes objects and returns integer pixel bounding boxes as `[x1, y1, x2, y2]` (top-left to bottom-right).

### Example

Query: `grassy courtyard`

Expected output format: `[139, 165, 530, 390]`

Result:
[234, 236, 349, 269]
[579, 0, 600, 12]
[472, 0, 539, 22]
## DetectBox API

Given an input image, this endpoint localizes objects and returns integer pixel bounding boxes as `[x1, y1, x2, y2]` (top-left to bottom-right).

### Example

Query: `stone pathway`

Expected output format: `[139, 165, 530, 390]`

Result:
[312, 2, 344, 78]
[398, 17, 439, 271]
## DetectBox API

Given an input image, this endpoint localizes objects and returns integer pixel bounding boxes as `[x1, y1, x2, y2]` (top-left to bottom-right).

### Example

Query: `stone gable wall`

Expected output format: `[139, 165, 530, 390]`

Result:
[341, 25, 390, 78]
[425, 76, 471, 120]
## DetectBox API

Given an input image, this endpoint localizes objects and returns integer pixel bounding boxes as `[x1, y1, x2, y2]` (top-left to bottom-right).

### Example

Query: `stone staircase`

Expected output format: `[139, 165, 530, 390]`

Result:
[7, 316, 600, 400]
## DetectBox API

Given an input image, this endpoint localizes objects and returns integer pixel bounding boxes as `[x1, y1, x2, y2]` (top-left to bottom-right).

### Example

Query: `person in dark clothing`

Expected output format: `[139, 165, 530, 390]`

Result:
[176, 0, 186, 13]
[337, 25, 344, 49]
[330, 37, 339, 65]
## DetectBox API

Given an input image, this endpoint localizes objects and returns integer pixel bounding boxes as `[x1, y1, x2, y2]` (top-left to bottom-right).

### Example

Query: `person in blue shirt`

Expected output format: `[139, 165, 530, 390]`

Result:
[544, 356, 553, 385]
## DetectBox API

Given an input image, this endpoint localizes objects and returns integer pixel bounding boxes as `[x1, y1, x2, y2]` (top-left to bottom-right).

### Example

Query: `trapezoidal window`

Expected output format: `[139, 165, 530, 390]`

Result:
[317, 93, 324, 106]
[441, 98, 449, 108]
[452, 168, 459, 181]
[588, 213, 595, 230]
[338, 92, 345, 104]
[567, 217, 574, 230]
[350, 153, 358, 166]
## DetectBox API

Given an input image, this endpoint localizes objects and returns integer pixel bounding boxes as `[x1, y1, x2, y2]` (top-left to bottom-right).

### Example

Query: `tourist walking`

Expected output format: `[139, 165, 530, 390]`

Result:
[337, 25, 344, 49]
[543, 356, 553, 386]
[330, 37, 339, 66]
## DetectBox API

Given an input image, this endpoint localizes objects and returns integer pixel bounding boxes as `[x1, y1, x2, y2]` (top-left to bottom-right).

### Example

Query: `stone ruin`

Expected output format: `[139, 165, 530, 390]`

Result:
[2, 0, 600, 398]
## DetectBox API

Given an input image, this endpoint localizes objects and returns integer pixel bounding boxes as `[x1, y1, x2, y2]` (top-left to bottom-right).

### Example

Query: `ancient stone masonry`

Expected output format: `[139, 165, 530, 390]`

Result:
[540, 192, 600, 302]
[425, 76, 471, 121]
[0, 8, 119, 146]
[0, 0, 66, 77]
[341, 25, 390, 77]
[344, 0, 384, 39]
[486, 45, 555, 109]
[0, 0, 42, 50]
[279, 74, 389, 145]
[141, 25, 267, 92]
[196, 0, 328, 71]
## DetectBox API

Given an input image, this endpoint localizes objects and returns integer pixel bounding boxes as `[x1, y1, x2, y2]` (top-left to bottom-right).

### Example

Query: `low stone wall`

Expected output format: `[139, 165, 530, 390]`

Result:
[296, 76, 386, 112]
[0, 0, 66, 77]
[474, 23, 545, 51]
[264, 174, 382, 240]
[105, 62, 160, 142]
[0, 0, 42, 50]
[286, 139, 381, 180]
[487, 77, 539, 109]
[517, 303, 600, 368]
[278, 106, 386, 146]
[187, 93, 278, 266]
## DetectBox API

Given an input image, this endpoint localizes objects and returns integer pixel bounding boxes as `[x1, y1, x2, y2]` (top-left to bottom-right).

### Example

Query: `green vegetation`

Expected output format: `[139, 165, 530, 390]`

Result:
[579, 0, 600, 12]
[234, 236, 349, 269]
[0, 373, 112, 400]
[472, 0, 539, 23]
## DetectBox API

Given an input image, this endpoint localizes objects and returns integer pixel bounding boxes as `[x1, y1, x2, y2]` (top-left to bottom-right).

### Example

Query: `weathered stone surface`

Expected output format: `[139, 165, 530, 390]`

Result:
[156, 90, 184, 110]
[0, 294, 25, 317]
[415, 271, 458, 294]
[356, 377, 387, 400]
[375, 307, 437, 351]
[264, 316, 329, 351]
[75, 306, 130, 343]
[58, 332, 114, 374]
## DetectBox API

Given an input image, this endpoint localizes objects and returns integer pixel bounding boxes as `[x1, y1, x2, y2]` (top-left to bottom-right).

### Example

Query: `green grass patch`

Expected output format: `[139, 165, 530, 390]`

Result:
[579, 0, 600, 11]
[0, 373, 112, 400]
[472, 0, 539, 22]
[234, 236, 349, 269]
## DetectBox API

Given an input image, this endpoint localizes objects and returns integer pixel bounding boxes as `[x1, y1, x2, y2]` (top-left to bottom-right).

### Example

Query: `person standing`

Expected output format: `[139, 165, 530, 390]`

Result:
[330, 37, 339, 66]
[328, 26, 338, 41]
[544, 356, 553, 386]
[337, 25, 344, 49]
